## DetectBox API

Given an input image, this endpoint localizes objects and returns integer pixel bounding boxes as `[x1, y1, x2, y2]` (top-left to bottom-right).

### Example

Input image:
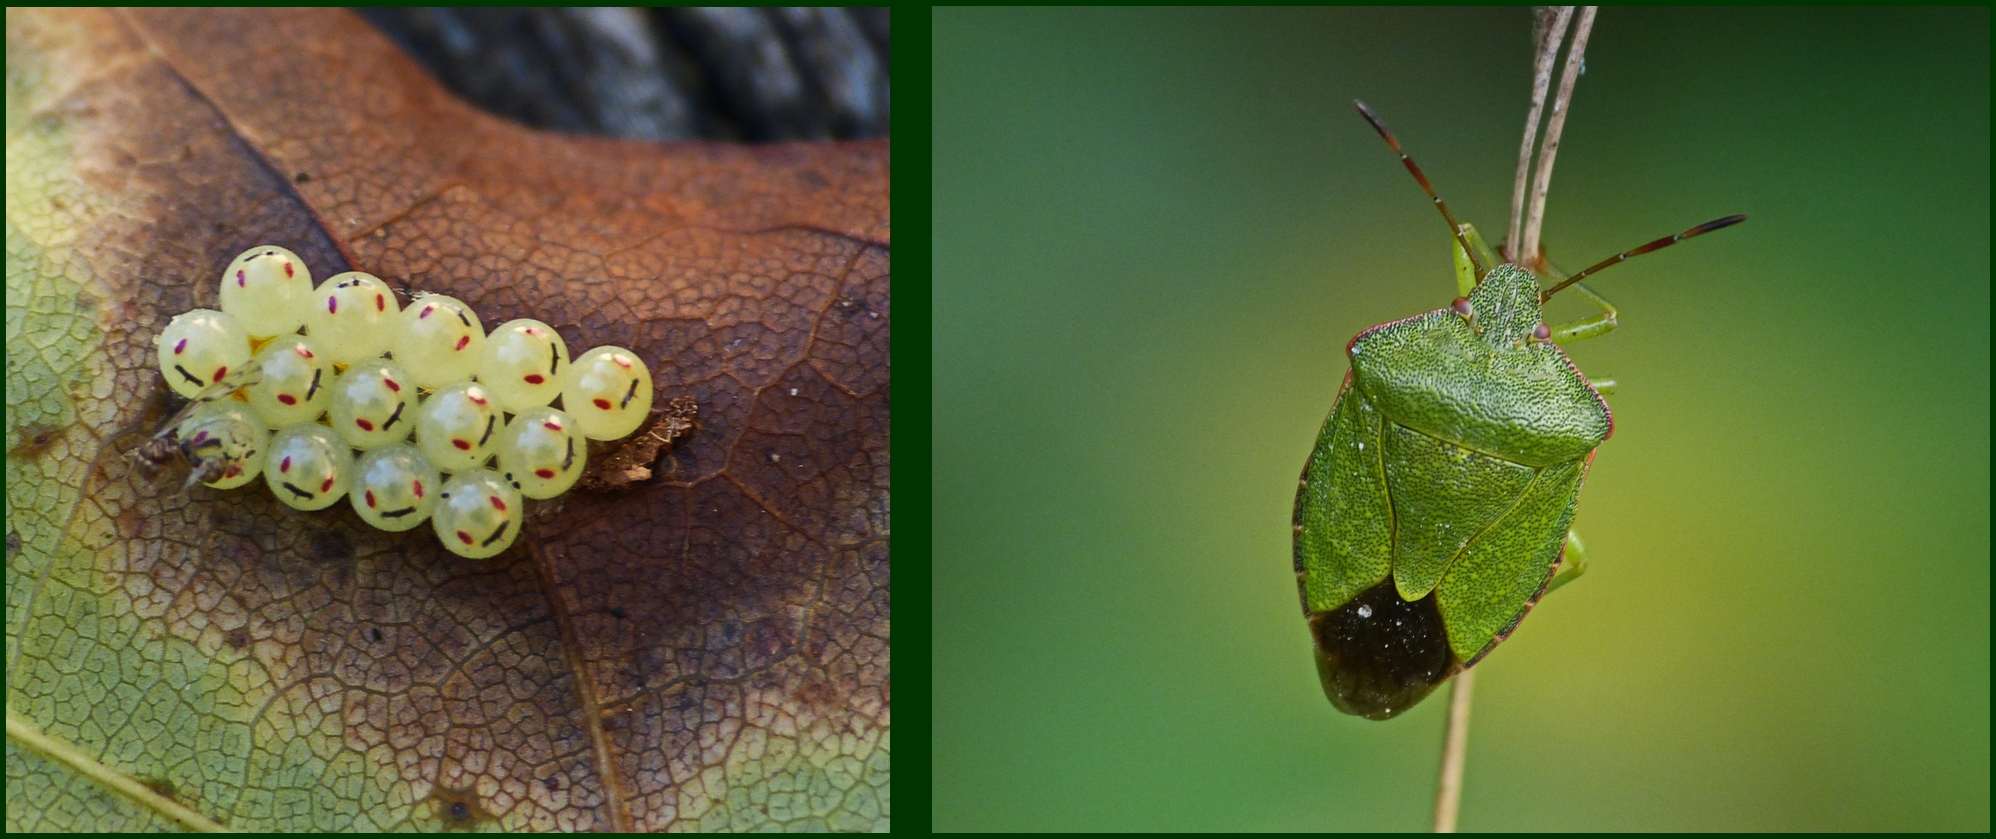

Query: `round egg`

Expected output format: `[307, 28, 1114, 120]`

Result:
[303, 272, 400, 364]
[155, 309, 252, 399]
[173, 401, 269, 490]
[264, 424, 354, 511]
[560, 346, 653, 440]
[414, 381, 502, 473]
[392, 294, 485, 388]
[495, 407, 586, 499]
[218, 245, 312, 336]
[478, 319, 570, 412]
[245, 335, 334, 427]
[349, 443, 439, 532]
[329, 360, 417, 449]
[432, 468, 523, 559]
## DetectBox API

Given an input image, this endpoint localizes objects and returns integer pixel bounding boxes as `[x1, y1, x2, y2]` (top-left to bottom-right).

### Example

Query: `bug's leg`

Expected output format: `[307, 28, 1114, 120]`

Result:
[1546, 281, 1618, 344]
[1588, 378, 1617, 395]
[1452, 241, 1476, 297]
[1545, 530, 1589, 595]
[1452, 223, 1503, 296]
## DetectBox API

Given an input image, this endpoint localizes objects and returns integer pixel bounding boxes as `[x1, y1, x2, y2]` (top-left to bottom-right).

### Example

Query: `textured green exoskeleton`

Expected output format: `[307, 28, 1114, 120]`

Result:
[1293, 102, 1743, 719]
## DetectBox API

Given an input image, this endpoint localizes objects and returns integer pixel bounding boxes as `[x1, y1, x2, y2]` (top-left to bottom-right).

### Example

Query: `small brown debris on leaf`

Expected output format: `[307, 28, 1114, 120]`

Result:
[575, 396, 697, 492]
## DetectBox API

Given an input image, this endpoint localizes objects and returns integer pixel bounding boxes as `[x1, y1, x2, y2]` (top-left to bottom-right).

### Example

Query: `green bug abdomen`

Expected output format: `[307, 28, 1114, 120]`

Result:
[1294, 375, 1590, 719]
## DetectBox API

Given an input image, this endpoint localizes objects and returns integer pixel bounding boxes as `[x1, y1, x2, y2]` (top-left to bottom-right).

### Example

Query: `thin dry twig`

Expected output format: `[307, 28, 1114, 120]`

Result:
[1435, 9, 1596, 833]
[1432, 667, 1477, 833]
[1508, 6, 1573, 262]
[1521, 6, 1597, 270]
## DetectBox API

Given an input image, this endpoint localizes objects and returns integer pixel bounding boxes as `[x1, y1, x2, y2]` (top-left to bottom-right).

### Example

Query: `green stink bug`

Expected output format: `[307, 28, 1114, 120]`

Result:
[1293, 101, 1743, 720]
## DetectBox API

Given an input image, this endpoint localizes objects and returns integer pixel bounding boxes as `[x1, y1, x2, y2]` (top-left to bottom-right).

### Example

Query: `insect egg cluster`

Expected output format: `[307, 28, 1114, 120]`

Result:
[151, 245, 656, 559]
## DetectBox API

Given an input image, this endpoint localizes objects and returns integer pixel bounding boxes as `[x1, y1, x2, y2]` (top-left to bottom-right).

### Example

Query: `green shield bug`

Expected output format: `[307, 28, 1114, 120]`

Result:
[1293, 100, 1744, 720]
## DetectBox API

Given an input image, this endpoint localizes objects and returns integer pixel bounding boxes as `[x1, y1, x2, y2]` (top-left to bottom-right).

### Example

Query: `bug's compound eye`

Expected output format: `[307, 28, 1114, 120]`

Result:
[245, 335, 335, 427]
[1452, 297, 1474, 320]
[415, 381, 502, 473]
[263, 424, 353, 511]
[218, 245, 312, 337]
[155, 309, 253, 399]
[349, 443, 440, 532]
[432, 468, 522, 559]
[393, 294, 486, 389]
[304, 271, 399, 364]
[330, 360, 418, 450]
[174, 402, 269, 489]
[560, 346, 653, 440]
[478, 318, 570, 413]
[496, 407, 587, 499]
[1532, 322, 1551, 342]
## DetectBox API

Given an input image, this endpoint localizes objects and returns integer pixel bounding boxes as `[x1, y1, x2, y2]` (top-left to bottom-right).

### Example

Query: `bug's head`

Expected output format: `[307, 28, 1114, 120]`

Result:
[1461, 264, 1549, 348]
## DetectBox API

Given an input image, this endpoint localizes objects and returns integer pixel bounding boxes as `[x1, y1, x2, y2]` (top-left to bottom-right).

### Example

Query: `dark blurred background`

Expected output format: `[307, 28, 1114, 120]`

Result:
[356, 7, 888, 142]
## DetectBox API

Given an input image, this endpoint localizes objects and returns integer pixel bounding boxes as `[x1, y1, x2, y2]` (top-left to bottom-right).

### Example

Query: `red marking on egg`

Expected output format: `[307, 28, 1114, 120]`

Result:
[612, 355, 633, 369]
[593, 398, 612, 410]
[283, 261, 294, 278]
[212, 366, 228, 383]
[375, 293, 385, 311]
[236, 269, 246, 287]
[543, 420, 561, 431]
[173, 338, 187, 354]
[328, 296, 338, 314]
[223, 464, 241, 478]
[279, 456, 291, 473]
[384, 378, 400, 392]
[469, 394, 487, 405]
[535, 468, 555, 479]
[296, 346, 313, 359]
[524, 374, 544, 384]
[454, 335, 470, 351]
[278, 394, 297, 406]
[321, 476, 335, 492]
[356, 418, 374, 431]
[365, 490, 377, 508]
[420, 305, 434, 319]
[413, 480, 424, 498]
[453, 439, 471, 451]
[489, 496, 507, 512]
[457, 530, 473, 545]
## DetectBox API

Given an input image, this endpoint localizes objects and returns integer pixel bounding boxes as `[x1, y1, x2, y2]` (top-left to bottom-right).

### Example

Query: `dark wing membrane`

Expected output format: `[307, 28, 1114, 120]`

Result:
[1309, 578, 1458, 720]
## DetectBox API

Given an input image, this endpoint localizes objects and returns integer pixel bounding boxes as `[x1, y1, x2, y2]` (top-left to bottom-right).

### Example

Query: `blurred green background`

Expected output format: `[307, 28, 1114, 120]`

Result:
[932, 7, 1988, 832]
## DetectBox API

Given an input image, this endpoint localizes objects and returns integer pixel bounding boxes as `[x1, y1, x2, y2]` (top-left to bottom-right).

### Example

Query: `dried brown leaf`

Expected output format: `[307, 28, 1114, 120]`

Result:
[6, 7, 887, 831]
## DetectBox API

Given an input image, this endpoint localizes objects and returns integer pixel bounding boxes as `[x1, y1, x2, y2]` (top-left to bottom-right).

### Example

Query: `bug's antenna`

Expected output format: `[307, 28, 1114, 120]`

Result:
[1354, 100, 1486, 279]
[1539, 214, 1747, 301]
